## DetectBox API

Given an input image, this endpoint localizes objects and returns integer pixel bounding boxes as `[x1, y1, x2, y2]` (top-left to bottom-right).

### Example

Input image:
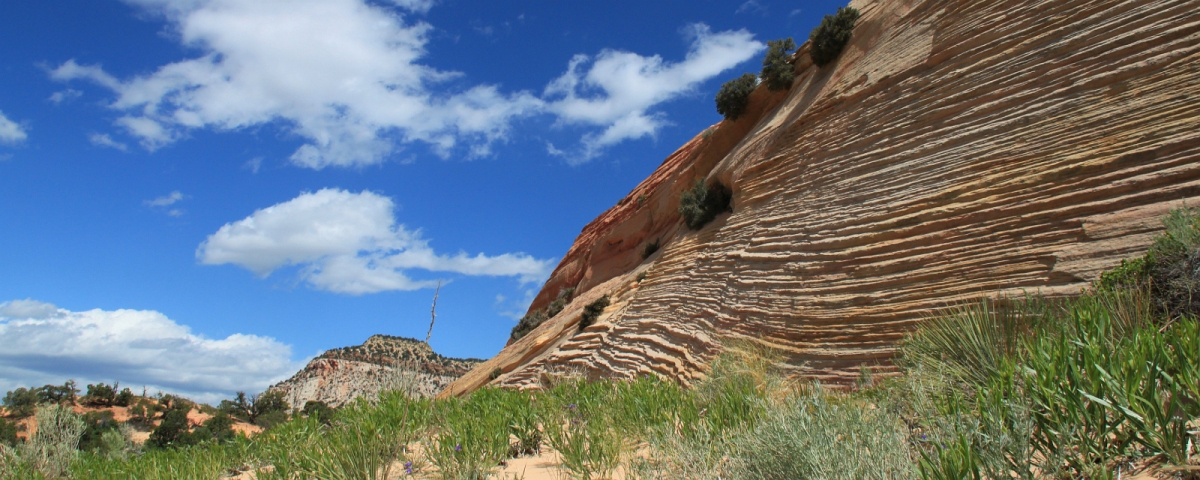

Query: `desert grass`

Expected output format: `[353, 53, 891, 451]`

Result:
[7, 208, 1200, 479]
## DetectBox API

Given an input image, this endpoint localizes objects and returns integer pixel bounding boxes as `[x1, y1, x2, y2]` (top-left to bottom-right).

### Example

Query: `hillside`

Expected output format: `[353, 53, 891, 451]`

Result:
[443, 0, 1200, 396]
[271, 335, 482, 408]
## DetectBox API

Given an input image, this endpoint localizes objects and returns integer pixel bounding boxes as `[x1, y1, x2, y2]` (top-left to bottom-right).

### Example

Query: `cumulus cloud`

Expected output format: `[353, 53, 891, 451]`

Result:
[0, 299, 301, 403]
[197, 189, 554, 294]
[543, 24, 763, 163]
[51, 0, 540, 168]
[48, 0, 762, 166]
[48, 89, 83, 105]
[0, 110, 28, 144]
[146, 191, 185, 207]
[89, 133, 129, 151]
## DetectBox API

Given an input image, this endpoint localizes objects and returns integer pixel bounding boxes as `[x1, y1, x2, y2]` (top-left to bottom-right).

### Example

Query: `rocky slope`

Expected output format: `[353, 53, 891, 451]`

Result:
[271, 335, 481, 408]
[442, 0, 1200, 397]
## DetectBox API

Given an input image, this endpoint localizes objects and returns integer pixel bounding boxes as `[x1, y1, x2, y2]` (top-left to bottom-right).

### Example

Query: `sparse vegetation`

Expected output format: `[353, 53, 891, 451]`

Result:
[578, 295, 610, 331]
[6, 208, 1200, 480]
[679, 179, 733, 230]
[714, 73, 758, 120]
[219, 390, 289, 427]
[510, 287, 576, 341]
[82, 383, 117, 407]
[760, 38, 797, 91]
[809, 7, 861, 67]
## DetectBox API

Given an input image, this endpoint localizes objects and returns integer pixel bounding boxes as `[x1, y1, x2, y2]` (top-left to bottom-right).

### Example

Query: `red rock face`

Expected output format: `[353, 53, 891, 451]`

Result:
[445, 0, 1200, 397]
[522, 86, 792, 326]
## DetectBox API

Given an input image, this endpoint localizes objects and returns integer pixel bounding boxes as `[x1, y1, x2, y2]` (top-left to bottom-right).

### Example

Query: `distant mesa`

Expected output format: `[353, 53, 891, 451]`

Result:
[270, 334, 482, 408]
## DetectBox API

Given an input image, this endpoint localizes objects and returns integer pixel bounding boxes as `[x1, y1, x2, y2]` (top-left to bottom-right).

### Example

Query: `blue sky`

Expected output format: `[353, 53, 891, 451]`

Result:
[0, 0, 844, 402]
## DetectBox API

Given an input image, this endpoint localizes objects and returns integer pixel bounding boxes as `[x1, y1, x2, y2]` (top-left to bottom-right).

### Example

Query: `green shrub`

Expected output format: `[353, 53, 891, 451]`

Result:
[714, 73, 757, 120]
[78, 411, 120, 453]
[760, 38, 797, 91]
[255, 410, 288, 430]
[113, 388, 133, 408]
[579, 295, 610, 331]
[220, 390, 289, 426]
[301, 400, 334, 424]
[2, 387, 38, 418]
[21, 403, 84, 478]
[84, 383, 117, 407]
[39, 381, 78, 405]
[147, 406, 189, 449]
[510, 287, 575, 341]
[641, 238, 660, 259]
[637, 271, 647, 283]
[679, 180, 733, 230]
[0, 418, 17, 447]
[1145, 205, 1200, 318]
[728, 390, 915, 479]
[809, 7, 861, 67]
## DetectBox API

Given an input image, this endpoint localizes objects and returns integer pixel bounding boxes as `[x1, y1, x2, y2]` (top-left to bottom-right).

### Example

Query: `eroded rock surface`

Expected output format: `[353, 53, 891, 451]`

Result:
[444, 0, 1200, 396]
[272, 335, 481, 407]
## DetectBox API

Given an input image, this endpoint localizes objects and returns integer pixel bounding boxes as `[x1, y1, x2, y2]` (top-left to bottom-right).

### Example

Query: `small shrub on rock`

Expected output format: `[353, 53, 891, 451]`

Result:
[761, 38, 797, 91]
[715, 73, 758, 120]
[510, 287, 576, 342]
[679, 180, 733, 230]
[579, 296, 610, 331]
[809, 7, 861, 67]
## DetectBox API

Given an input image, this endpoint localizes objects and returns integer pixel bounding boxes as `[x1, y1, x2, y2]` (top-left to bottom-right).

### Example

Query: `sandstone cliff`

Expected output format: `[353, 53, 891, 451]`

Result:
[443, 0, 1200, 396]
[272, 335, 481, 408]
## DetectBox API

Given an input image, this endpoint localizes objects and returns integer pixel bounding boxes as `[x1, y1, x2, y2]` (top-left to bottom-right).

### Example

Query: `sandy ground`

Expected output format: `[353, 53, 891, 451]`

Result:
[3, 399, 262, 443]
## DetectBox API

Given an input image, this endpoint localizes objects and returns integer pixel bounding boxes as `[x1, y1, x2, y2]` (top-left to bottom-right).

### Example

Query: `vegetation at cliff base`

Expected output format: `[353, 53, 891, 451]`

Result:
[760, 38, 797, 91]
[679, 179, 733, 230]
[809, 6, 861, 67]
[4, 208, 1199, 479]
[714, 73, 758, 121]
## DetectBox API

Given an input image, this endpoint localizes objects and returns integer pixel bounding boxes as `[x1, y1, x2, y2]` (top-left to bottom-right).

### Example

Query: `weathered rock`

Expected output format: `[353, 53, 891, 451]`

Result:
[443, 0, 1200, 397]
[272, 335, 481, 408]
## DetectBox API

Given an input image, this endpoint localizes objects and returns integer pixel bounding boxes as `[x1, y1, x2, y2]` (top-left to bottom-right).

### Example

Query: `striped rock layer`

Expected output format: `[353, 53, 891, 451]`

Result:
[442, 0, 1200, 396]
[272, 335, 481, 407]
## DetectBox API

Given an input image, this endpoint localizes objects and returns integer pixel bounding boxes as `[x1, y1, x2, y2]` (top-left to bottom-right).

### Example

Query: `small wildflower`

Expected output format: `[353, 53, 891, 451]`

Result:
[455, 444, 462, 452]
[567, 403, 577, 410]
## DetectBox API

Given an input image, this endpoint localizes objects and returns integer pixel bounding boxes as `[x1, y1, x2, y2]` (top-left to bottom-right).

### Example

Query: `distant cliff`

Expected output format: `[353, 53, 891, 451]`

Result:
[443, 0, 1200, 396]
[271, 335, 481, 408]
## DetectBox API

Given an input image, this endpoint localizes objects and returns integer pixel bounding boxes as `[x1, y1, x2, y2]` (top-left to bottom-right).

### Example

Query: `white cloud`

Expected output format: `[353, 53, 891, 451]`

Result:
[544, 24, 763, 163]
[245, 157, 263, 173]
[48, 89, 83, 105]
[89, 133, 129, 151]
[0, 110, 28, 144]
[146, 190, 185, 207]
[386, 0, 436, 14]
[737, 0, 768, 15]
[49, 0, 762, 166]
[0, 300, 301, 404]
[51, 0, 540, 169]
[0, 299, 59, 319]
[196, 189, 554, 294]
